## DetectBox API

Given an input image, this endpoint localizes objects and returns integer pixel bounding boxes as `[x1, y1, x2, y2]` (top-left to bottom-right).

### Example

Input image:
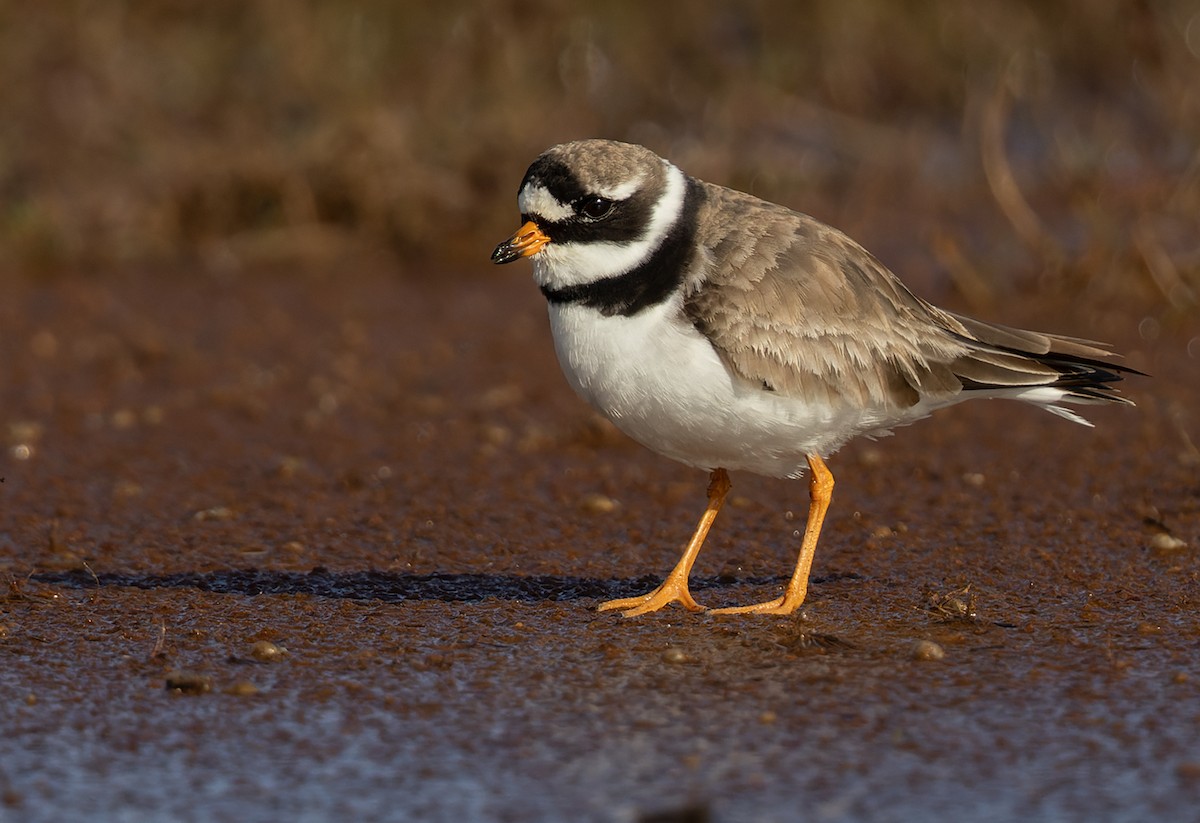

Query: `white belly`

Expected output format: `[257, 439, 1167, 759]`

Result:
[546, 296, 882, 479]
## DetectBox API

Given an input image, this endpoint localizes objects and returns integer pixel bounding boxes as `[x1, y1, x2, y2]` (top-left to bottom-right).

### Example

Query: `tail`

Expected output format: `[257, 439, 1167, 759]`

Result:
[944, 312, 1141, 427]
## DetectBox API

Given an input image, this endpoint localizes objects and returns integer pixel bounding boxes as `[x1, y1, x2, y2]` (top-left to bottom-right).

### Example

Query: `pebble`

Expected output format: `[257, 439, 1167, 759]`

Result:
[192, 506, 234, 522]
[1149, 533, 1187, 552]
[224, 681, 260, 697]
[111, 409, 137, 429]
[911, 640, 946, 661]
[165, 671, 212, 695]
[661, 647, 690, 665]
[581, 493, 618, 514]
[250, 640, 286, 662]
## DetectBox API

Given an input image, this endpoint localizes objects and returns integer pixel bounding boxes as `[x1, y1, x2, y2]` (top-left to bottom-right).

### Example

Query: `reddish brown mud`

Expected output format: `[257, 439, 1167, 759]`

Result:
[1, 270, 1196, 822]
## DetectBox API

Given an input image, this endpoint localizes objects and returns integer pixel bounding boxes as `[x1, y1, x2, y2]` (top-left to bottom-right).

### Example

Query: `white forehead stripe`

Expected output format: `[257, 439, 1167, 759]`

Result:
[517, 184, 573, 222]
[594, 173, 644, 201]
[518, 171, 647, 221]
[533, 160, 688, 290]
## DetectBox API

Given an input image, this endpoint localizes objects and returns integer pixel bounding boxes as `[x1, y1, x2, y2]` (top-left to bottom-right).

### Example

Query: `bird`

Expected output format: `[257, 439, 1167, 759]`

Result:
[491, 138, 1137, 617]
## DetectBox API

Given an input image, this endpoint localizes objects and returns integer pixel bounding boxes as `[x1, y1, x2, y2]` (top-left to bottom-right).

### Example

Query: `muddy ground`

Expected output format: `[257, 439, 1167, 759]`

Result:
[1, 268, 1197, 822]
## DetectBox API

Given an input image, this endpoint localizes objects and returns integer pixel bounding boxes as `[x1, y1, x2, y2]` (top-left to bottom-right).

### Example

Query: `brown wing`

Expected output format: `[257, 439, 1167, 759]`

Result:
[682, 182, 1133, 412]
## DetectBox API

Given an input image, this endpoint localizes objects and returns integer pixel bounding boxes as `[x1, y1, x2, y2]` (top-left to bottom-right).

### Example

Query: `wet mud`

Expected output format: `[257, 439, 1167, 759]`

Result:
[1, 270, 1197, 821]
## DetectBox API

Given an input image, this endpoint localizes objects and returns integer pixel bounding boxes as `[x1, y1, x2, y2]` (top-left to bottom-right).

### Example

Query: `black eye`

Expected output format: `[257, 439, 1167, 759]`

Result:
[577, 196, 614, 220]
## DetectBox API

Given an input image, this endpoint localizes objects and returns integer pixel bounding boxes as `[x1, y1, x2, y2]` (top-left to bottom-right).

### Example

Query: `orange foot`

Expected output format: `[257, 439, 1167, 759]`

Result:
[598, 468, 731, 617]
[597, 576, 706, 617]
[709, 594, 803, 616]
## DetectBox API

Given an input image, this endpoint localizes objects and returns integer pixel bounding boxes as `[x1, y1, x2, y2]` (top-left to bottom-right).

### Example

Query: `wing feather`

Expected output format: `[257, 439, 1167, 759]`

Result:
[682, 182, 1135, 414]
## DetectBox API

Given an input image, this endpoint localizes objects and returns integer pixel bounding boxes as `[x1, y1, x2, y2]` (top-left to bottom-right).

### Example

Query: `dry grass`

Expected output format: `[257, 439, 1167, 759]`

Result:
[1, 1, 1196, 306]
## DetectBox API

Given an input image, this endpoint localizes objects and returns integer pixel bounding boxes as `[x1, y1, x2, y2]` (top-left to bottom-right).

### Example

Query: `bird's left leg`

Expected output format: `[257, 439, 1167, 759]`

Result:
[598, 468, 731, 617]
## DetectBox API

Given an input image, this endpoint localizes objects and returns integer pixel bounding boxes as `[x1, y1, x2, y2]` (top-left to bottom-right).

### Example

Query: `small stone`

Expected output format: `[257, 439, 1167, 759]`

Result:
[661, 647, 690, 665]
[165, 670, 212, 695]
[192, 506, 234, 522]
[224, 681, 260, 697]
[911, 639, 946, 661]
[1150, 533, 1187, 552]
[249, 640, 286, 662]
[581, 493, 618, 514]
[111, 409, 137, 429]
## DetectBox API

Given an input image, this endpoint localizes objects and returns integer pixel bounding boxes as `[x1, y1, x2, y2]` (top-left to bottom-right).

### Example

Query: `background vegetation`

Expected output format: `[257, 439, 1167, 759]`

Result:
[2, 1, 1196, 311]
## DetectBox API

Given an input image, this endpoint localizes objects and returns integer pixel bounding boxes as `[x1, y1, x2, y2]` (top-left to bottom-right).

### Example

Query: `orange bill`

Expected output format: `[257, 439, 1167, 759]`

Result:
[491, 221, 550, 264]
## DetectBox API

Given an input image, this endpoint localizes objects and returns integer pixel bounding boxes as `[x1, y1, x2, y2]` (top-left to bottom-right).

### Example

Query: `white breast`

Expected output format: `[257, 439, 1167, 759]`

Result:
[546, 295, 884, 479]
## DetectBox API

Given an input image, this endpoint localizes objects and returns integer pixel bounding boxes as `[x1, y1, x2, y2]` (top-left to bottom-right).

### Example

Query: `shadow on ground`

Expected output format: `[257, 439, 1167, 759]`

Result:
[32, 567, 807, 604]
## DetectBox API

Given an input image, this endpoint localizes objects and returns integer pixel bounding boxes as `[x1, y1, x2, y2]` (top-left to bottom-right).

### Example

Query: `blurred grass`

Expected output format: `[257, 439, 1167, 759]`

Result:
[0, 0, 1196, 307]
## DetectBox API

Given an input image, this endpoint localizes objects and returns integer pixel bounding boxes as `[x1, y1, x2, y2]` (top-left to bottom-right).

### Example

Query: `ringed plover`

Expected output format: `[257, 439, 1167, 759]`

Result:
[492, 139, 1137, 617]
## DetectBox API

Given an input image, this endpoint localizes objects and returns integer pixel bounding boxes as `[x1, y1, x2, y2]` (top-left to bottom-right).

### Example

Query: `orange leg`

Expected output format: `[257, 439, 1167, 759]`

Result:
[711, 454, 833, 616]
[598, 468, 731, 617]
